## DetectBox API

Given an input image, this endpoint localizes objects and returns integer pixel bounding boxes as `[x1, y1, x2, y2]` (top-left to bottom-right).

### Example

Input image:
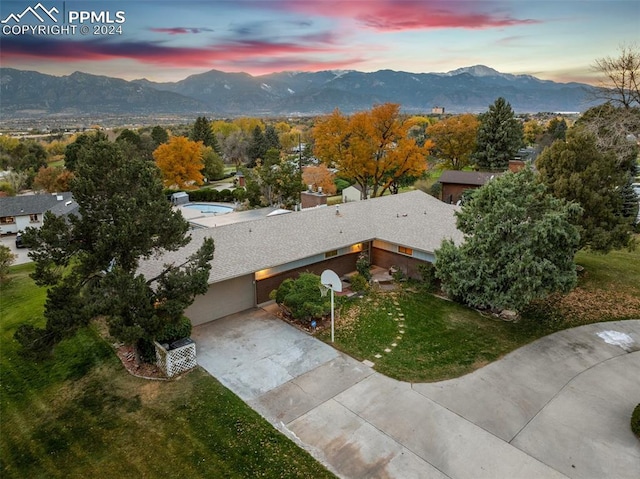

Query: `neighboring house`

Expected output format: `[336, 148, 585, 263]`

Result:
[0, 192, 77, 235]
[438, 171, 498, 204]
[140, 190, 462, 326]
[342, 184, 371, 202]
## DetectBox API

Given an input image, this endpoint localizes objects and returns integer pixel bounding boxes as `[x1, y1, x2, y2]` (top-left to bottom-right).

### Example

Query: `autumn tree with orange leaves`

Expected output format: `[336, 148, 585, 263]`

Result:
[427, 113, 479, 170]
[313, 103, 430, 199]
[153, 136, 204, 189]
[302, 165, 336, 195]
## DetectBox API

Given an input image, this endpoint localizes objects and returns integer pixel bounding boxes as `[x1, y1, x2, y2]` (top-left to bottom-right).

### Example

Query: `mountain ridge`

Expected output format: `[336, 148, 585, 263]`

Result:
[0, 66, 596, 117]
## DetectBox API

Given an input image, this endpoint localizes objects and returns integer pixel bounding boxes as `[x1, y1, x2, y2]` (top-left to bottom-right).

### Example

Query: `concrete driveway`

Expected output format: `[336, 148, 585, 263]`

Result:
[193, 312, 640, 479]
[0, 234, 31, 265]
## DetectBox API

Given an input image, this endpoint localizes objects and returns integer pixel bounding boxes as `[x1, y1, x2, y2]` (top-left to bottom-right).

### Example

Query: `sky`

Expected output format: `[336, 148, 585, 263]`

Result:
[0, 0, 638, 84]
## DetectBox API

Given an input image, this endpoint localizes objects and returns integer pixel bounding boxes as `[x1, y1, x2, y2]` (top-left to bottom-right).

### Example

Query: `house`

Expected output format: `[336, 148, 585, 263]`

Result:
[438, 171, 498, 204]
[139, 190, 462, 326]
[342, 184, 370, 202]
[0, 192, 77, 235]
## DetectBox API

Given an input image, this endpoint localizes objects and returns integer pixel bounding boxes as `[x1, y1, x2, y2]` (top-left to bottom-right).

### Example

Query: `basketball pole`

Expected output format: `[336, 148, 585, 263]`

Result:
[331, 286, 335, 343]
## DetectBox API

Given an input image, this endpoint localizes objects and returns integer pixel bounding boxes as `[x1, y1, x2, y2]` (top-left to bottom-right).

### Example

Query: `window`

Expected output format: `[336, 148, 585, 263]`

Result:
[0, 216, 15, 224]
[398, 246, 413, 256]
[29, 214, 39, 223]
[325, 250, 338, 259]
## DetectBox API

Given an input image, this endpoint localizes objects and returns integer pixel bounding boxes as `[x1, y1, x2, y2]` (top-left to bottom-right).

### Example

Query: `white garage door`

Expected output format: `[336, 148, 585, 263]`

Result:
[185, 274, 255, 326]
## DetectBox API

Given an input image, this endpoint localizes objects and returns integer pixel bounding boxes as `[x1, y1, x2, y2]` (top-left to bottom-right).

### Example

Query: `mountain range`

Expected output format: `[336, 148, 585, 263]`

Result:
[0, 65, 596, 118]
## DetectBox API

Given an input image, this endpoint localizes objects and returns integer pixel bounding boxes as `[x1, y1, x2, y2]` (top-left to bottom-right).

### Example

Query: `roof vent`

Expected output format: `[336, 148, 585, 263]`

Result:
[65, 201, 72, 206]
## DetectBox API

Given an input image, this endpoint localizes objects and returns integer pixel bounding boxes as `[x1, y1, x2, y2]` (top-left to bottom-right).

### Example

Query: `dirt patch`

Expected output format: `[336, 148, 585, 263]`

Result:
[550, 288, 640, 324]
[114, 343, 166, 380]
[94, 317, 166, 380]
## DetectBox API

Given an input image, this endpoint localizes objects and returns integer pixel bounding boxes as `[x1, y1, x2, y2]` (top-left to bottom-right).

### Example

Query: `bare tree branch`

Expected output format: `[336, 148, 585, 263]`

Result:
[591, 43, 640, 108]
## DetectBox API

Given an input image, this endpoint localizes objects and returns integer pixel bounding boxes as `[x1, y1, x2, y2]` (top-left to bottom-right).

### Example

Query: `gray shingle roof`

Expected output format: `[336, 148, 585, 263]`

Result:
[139, 190, 462, 284]
[438, 171, 499, 186]
[0, 192, 77, 217]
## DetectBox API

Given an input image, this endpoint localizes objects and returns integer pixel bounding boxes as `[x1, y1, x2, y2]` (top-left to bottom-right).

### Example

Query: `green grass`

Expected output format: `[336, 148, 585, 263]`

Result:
[0, 264, 335, 479]
[321, 292, 547, 382]
[575, 247, 640, 295]
[321, 245, 640, 382]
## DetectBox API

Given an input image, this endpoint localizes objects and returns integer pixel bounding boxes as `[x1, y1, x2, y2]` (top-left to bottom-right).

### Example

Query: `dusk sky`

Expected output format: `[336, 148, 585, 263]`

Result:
[1, 0, 638, 84]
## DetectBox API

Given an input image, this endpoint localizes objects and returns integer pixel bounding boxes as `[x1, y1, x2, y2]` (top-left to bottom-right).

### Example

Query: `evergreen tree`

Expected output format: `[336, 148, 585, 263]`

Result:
[190, 116, 220, 153]
[17, 139, 214, 356]
[536, 128, 636, 253]
[247, 125, 268, 168]
[435, 168, 581, 312]
[473, 97, 523, 171]
[264, 124, 281, 151]
[151, 125, 169, 146]
[64, 131, 108, 171]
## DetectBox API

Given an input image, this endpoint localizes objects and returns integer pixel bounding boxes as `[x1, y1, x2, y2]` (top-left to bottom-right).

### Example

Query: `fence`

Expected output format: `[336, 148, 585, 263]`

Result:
[154, 338, 197, 378]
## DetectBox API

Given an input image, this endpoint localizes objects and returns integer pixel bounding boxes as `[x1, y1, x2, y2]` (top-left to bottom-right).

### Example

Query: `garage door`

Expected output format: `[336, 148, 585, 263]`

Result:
[185, 274, 255, 326]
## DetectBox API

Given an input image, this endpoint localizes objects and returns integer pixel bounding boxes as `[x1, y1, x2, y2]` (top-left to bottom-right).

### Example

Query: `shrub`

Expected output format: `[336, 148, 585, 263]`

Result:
[429, 182, 442, 199]
[131, 317, 193, 364]
[632, 403, 640, 439]
[272, 278, 295, 305]
[356, 253, 371, 281]
[349, 273, 369, 293]
[391, 267, 406, 282]
[0, 245, 16, 283]
[218, 189, 232, 201]
[232, 188, 247, 201]
[417, 262, 437, 292]
[334, 178, 350, 194]
[156, 315, 192, 343]
[136, 338, 157, 364]
[273, 273, 329, 323]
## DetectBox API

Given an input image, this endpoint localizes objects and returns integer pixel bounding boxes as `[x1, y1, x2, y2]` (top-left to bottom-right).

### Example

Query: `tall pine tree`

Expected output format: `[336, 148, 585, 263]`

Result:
[536, 127, 636, 253]
[190, 116, 220, 153]
[435, 168, 580, 312]
[17, 138, 214, 356]
[473, 97, 523, 171]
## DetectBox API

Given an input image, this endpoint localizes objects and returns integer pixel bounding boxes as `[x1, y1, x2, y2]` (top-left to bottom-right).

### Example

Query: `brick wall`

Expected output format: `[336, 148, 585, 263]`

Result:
[371, 247, 428, 280]
[256, 252, 359, 304]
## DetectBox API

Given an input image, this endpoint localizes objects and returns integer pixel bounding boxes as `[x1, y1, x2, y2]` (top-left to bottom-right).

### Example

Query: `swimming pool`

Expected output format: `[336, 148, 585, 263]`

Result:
[184, 203, 234, 214]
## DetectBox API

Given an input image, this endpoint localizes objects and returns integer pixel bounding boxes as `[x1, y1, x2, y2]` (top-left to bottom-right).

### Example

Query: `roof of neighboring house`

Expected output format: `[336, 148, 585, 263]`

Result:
[438, 171, 499, 186]
[0, 192, 77, 218]
[344, 184, 370, 193]
[139, 190, 463, 285]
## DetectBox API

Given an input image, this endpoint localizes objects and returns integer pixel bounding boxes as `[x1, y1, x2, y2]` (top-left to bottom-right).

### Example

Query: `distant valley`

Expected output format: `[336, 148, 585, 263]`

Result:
[0, 65, 596, 119]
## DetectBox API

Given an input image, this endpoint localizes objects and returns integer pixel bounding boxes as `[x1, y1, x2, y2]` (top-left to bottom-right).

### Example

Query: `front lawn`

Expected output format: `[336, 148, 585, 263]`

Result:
[321, 291, 546, 382]
[0, 264, 335, 479]
[320, 245, 640, 383]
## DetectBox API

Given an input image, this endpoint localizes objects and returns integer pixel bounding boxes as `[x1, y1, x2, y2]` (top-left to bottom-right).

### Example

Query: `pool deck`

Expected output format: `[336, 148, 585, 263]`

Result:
[177, 203, 281, 228]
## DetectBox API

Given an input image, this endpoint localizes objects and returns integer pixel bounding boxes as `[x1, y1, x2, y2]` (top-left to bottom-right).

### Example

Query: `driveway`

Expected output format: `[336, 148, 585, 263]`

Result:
[193, 312, 640, 479]
[0, 234, 30, 265]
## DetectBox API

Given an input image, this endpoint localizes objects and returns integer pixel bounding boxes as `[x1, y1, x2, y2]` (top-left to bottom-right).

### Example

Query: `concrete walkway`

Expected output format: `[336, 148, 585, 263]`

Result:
[193, 312, 640, 479]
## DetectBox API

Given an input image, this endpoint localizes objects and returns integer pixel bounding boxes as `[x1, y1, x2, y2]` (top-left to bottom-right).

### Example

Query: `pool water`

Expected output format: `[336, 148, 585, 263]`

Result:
[184, 203, 233, 214]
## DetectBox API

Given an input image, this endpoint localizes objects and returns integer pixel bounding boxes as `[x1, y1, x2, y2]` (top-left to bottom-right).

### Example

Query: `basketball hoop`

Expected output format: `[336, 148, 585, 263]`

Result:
[320, 270, 342, 343]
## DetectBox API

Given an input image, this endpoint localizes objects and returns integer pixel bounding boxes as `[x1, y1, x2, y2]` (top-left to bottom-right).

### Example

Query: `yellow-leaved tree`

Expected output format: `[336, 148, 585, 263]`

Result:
[302, 165, 336, 195]
[427, 113, 479, 170]
[313, 103, 430, 198]
[153, 136, 204, 189]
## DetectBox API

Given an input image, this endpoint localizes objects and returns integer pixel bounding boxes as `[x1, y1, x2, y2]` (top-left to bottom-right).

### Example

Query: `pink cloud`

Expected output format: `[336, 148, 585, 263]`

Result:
[0, 36, 367, 73]
[274, 0, 540, 31]
[149, 27, 214, 35]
